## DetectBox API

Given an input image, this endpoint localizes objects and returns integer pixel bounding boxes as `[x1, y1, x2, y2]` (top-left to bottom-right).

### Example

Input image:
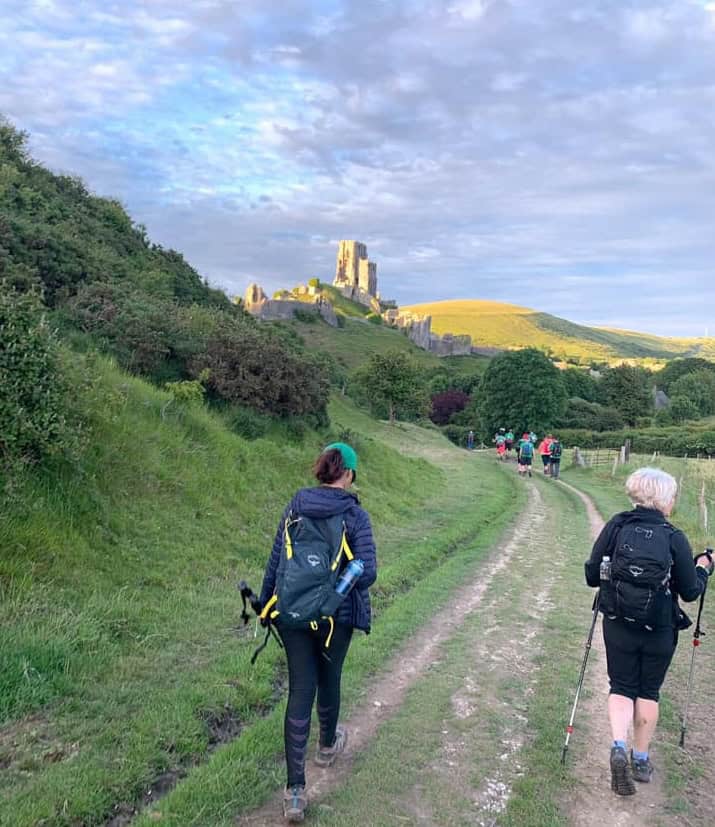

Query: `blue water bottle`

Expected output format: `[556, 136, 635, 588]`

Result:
[335, 559, 365, 596]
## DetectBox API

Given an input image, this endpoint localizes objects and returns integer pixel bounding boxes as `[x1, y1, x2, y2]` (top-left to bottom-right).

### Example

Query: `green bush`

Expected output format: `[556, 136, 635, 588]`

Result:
[367, 312, 383, 325]
[557, 426, 715, 456]
[557, 398, 625, 431]
[0, 284, 77, 465]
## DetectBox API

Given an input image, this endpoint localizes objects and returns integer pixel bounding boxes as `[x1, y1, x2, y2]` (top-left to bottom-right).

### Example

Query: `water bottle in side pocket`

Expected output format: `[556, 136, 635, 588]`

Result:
[336, 559, 365, 596]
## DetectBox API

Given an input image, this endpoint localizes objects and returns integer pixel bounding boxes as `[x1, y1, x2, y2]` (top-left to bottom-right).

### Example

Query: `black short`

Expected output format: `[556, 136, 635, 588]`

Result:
[519, 455, 533, 466]
[603, 616, 677, 702]
[541, 455, 551, 466]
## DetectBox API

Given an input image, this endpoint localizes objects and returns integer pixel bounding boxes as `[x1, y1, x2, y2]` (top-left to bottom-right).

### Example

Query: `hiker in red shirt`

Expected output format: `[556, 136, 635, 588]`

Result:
[538, 435, 553, 476]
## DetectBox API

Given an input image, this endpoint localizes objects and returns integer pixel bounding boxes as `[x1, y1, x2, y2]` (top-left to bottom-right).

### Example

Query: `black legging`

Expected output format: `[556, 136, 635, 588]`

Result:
[278, 622, 353, 787]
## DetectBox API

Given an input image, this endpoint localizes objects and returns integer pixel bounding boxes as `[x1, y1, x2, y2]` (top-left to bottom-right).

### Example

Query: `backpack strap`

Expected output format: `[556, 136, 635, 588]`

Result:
[331, 522, 354, 571]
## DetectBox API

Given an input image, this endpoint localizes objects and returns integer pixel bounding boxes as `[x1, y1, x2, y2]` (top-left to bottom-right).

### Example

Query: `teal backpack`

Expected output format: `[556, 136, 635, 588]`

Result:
[520, 440, 534, 459]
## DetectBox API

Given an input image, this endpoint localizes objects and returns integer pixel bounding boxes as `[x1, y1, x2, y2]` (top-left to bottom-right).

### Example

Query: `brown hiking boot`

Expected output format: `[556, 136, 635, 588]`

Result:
[610, 746, 636, 796]
[283, 786, 307, 822]
[315, 725, 348, 767]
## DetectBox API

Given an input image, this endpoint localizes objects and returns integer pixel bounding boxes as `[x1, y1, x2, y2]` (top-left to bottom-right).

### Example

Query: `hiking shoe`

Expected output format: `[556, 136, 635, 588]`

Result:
[631, 751, 653, 783]
[315, 725, 348, 767]
[283, 786, 307, 822]
[610, 746, 636, 796]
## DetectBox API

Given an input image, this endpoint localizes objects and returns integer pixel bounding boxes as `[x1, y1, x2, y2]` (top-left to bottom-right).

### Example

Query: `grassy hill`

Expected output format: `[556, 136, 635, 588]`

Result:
[403, 299, 715, 365]
[282, 315, 489, 375]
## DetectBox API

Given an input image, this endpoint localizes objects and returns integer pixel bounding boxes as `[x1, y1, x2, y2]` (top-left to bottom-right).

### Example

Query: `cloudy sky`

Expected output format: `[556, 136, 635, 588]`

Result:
[2, 0, 714, 336]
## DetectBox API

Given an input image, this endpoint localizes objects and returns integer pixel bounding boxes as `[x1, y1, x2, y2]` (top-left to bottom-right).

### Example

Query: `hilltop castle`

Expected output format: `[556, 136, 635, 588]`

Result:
[243, 239, 475, 357]
[333, 240, 378, 306]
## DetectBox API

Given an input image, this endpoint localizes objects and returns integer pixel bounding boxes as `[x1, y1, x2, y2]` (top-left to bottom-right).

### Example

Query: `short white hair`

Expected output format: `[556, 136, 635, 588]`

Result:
[625, 467, 678, 513]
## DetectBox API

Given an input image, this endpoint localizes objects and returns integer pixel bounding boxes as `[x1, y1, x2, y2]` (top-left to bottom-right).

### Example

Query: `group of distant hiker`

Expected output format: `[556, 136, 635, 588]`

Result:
[493, 427, 562, 479]
[244, 437, 712, 822]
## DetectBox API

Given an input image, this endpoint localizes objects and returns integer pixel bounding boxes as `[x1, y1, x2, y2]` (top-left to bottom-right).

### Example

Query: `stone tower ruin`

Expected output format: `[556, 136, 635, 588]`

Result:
[333, 240, 377, 298]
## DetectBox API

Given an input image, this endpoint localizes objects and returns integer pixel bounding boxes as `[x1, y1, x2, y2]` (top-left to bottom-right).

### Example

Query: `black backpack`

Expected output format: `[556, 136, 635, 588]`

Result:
[550, 441, 562, 459]
[600, 519, 674, 630]
[261, 511, 353, 635]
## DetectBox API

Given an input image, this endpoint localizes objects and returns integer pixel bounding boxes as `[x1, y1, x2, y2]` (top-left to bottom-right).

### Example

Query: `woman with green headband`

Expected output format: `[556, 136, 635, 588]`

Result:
[259, 442, 377, 822]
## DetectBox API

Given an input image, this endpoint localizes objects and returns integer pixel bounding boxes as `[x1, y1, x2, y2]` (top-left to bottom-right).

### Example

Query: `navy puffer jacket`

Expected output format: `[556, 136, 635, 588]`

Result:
[259, 486, 377, 632]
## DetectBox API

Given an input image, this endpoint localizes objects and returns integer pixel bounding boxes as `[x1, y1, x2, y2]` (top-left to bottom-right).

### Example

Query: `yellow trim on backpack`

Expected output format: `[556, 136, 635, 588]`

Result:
[310, 621, 319, 631]
[284, 519, 294, 560]
[331, 527, 354, 571]
[259, 594, 278, 621]
[270, 610, 279, 620]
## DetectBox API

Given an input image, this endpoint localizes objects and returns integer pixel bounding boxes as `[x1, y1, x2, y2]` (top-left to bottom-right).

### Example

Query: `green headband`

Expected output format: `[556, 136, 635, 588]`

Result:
[324, 442, 358, 471]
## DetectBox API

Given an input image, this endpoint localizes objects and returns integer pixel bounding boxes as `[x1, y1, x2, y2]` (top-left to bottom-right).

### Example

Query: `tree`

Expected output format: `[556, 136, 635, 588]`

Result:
[351, 351, 429, 422]
[656, 358, 715, 394]
[669, 395, 700, 424]
[562, 367, 602, 403]
[430, 390, 470, 426]
[557, 398, 625, 431]
[600, 364, 652, 425]
[478, 348, 567, 436]
[669, 370, 715, 419]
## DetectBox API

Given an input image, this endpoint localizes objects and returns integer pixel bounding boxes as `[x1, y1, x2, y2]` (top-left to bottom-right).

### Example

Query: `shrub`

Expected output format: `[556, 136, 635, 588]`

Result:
[190, 325, 330, 418]
[308, 278, 320, 288]
[556, 398, 625, 431]
[366, 313, 383, 325]
[0, 284, 75, 464]
[556, 427, 715, 456]
[430, 390, 470, 426]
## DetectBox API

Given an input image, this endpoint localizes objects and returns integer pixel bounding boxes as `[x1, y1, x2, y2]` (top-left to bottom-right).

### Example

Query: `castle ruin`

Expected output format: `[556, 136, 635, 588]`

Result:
[242, 239, 480, 358]
[333, 240, 378, 306]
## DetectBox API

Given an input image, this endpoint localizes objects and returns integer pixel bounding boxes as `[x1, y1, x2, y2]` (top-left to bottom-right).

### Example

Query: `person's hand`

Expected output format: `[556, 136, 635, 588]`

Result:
[695, 553, 714, 575]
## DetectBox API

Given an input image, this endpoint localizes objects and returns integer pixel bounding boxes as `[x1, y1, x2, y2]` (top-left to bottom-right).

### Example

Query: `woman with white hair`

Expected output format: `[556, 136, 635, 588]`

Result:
[585, 467, 713, 796]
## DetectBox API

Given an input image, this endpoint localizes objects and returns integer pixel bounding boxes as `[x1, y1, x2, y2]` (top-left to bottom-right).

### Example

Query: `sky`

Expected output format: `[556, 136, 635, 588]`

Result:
[1, 0, 714, 337]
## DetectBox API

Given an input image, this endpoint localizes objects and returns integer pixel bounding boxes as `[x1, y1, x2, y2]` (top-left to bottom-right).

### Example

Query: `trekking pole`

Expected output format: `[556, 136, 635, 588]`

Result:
[561, 591, 600, 765]
[238, 580, 283, 664]
[679, 549, 712, 748]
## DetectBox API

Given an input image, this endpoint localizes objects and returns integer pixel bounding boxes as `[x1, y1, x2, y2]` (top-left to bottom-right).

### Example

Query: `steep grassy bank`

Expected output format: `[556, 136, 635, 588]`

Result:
[0, 361, 517, 826]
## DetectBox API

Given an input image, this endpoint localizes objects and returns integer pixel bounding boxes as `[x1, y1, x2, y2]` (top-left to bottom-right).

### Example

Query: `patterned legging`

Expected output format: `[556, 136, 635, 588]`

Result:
[278, 622, 353, 787]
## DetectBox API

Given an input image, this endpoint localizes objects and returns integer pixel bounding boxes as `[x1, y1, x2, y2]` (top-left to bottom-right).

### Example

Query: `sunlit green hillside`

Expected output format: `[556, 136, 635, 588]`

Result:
[403, 299, 714, 364]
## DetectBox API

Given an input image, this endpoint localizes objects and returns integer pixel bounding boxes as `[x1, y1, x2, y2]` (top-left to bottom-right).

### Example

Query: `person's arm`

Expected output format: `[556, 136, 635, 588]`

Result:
[350, 509, 377, 589]
[259, 503, 291, 607]
[670, 530, 708, 603]
[585, 519, 618, 587]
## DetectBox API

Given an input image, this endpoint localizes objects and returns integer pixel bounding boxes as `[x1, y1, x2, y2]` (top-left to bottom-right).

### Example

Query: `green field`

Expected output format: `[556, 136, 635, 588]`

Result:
[404, 299, 715, 365]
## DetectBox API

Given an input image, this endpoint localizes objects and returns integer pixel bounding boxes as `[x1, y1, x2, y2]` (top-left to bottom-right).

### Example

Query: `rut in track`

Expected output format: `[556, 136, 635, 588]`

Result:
[237, 486, 544, 826]
[559, 480, 672, 827]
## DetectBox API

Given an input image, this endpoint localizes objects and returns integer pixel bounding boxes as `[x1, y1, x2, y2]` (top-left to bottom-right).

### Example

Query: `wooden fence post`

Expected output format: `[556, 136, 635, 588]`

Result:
[699, 480, 709, 534]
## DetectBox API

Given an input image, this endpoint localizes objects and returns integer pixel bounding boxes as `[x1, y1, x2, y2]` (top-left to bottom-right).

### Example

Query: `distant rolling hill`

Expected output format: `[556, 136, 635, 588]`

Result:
[402, 300, 715, 364]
